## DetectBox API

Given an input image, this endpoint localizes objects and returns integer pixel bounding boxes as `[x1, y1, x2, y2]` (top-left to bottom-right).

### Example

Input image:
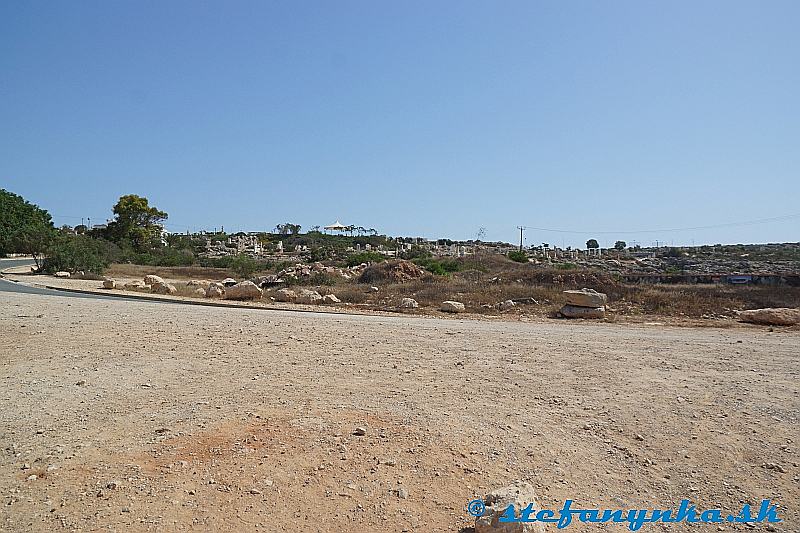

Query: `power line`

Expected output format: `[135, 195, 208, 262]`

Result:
[524, 213, 800, 235]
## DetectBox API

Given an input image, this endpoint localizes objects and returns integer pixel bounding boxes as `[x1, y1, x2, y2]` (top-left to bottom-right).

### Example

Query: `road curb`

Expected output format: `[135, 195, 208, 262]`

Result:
[1, 265, 417, 319]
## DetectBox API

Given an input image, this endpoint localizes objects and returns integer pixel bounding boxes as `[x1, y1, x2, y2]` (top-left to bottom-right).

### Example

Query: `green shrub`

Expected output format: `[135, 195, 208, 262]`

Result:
[231, 254, 260, 278]
[43, 235, 117, 274]
[346, 251, 385, 267]
[413, 257, 462, 276]
[508, 250, 528, 263]
[308, 272, 337, 286]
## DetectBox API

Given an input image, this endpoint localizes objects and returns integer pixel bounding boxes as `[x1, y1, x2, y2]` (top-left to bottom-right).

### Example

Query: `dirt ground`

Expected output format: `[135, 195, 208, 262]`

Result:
[0, 290, 798, 532]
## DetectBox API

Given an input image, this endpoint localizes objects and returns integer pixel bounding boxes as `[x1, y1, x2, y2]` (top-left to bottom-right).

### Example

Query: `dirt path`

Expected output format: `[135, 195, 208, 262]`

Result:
[0, 291, 797, 532]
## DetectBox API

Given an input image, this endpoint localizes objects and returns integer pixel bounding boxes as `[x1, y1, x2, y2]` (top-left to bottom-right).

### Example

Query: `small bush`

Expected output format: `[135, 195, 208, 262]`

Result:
[231, 254, 260, 278]
[507, 250, 528, 263]
[413, 257, 462, 276]
[43, 235, 117, 274]
[310, 273, 337, 286]
[346, 251, 385, 267]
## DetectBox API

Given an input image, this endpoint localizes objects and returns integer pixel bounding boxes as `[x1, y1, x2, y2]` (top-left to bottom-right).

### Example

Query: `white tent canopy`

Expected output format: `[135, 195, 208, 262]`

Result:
[324, 220, 347, 231]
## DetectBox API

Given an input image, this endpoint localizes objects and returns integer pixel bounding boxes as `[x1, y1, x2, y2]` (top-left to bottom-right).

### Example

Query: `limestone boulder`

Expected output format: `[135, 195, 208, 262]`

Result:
[322, 294, 341, 304]
[440, 301, 465, 313]
[399, 297, 419, 309]
[123, 280, 149, 291]
[296, 289, 323, 304]
[55, 271, 70, 278]
[563, 288, 607, 308]
[498, 299, 516, 311]
[560, 304, 605, 319]
[205, 283, 225, 298]
[273, 288, 297, 302]
[151, 281, 178, 295]
[739, 308, 800, 326]
[223, 281, 262, 300]
[144, 274, 165, 286]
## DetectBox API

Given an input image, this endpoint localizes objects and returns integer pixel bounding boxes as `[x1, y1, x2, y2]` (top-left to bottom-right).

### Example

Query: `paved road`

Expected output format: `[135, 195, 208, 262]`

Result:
[0, 259, 119, 300]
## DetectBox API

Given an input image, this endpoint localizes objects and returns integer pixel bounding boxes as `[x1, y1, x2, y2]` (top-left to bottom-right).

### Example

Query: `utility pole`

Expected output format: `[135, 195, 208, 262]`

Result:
[517, 226, 526, 251]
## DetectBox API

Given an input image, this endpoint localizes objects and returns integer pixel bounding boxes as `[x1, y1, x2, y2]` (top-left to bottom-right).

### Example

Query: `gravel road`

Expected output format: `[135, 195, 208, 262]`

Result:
[0, 289, 797, 532]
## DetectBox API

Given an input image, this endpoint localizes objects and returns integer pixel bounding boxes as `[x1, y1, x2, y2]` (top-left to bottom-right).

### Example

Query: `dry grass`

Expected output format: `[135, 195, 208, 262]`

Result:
[106, 259, 800, 319]
[106, 263, 236, 280]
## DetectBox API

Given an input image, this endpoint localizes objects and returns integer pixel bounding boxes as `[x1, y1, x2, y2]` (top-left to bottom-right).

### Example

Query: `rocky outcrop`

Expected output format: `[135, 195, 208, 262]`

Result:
[739, 308, 800, 326]
[358, 260, 425, 284]
[474, 480, 545, 533]
[440, 301, 465, 313]
[223, 281, 262, 300]
[322, 294, 341, 304]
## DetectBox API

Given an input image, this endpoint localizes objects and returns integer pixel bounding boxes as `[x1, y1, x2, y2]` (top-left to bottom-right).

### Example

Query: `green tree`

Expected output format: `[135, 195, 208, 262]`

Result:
[508, 250, 528, 263]
[105, 194, 168, 250]
[10, 221, 57, 269]
[274, 223, 302, 235]
[586, 239, 599, 249]
[614, 240, 626, 251]
[0, 189, 54, 257]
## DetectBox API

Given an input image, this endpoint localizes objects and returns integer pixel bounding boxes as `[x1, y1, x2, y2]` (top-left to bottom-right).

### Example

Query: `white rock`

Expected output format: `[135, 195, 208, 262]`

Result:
[222, 278, 238, 287]
[186, 279, 211, 288]
[143, 274, 165, 285]
[563, 288, 607, 308]
[739, 308, 800, 326]
[440, 301, 465, 313]
[475, 480, 545, 533]
[54, 271, 70, 278]
[151, 281, 178, 295]
[273, 288, 297, 302]
[399, 298, 419, 309]
[322, 294, 341, 304]
[205, 283, 225, 298]
[560, 304, 605, 319]
[296, 289, 323, 304]
[369, 286, 380, 292]
[123, 280, 149, 291]
[223, 281, 262, 300]
[498, 299, 516, 311]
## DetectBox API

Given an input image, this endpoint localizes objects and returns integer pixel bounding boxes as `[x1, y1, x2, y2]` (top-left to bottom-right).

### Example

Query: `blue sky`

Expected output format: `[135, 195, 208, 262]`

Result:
[1, 1, 798, 248]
